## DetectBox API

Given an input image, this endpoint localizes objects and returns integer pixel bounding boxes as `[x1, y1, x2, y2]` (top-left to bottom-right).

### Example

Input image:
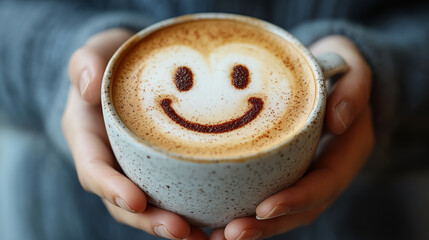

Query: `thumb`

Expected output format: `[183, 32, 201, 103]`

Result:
[310, 36, 372, 135]
[68, 28, 133, 105]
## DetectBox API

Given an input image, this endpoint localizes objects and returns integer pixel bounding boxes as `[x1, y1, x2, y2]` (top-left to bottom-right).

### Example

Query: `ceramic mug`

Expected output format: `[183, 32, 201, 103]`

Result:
[101, 13, 348, 227]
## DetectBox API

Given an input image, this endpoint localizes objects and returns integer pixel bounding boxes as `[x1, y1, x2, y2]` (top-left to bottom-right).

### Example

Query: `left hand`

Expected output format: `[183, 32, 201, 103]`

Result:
[209, 36, 374, 240]
[63, 28, 207, 240]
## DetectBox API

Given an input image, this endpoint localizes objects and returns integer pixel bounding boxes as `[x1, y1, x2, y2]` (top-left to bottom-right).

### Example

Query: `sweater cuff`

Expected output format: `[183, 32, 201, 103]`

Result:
[291, 20, 399, 148]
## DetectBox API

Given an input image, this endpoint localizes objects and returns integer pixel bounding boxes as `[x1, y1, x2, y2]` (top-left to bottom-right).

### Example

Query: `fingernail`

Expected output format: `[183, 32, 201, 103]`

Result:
[79, 69, 91, 96]
[154, 225, 182, 240]
[256, 205, 291, 220]
[335, 101, 353, 129]
[236, 229, 262, 240]
[115, 197, 136, 213]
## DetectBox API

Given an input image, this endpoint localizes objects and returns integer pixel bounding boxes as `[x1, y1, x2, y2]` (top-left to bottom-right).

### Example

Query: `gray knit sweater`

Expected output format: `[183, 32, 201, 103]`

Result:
[1, 0, 428, 239]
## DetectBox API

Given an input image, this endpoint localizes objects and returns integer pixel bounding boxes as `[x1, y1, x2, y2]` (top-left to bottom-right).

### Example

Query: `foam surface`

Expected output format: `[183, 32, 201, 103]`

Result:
[111, 19, 316, 159]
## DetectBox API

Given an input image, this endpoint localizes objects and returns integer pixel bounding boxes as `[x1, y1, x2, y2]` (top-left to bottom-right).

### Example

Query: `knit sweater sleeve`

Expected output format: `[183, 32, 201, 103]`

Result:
[291, 6, 429, 150]
[0, 1, 152, 157]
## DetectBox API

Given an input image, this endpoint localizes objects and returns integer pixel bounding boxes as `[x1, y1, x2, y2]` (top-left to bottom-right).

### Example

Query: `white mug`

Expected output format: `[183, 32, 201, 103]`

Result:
[101, 13, 348, 227]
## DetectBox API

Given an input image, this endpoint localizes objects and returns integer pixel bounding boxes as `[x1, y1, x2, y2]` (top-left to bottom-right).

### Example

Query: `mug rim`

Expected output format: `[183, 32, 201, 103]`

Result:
[101, 13, 326, 163]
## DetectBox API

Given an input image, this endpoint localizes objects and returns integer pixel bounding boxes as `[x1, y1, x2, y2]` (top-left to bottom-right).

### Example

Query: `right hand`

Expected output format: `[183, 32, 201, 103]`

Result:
[209, 36, 374, 240]
[62, 28, 207, 240]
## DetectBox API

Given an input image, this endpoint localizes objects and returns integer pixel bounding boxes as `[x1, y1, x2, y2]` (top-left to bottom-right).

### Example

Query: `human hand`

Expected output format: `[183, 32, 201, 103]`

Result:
[209, 36, 374, 240]
[63, 28, 207, 240]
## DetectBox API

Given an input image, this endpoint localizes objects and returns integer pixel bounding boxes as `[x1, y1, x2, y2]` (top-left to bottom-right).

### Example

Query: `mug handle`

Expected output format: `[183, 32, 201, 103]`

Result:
[315, 53, 349, 79]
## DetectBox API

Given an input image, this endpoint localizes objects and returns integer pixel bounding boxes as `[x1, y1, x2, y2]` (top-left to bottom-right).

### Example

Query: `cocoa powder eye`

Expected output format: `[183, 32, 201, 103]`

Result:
[174, 66, 193, 91]
[231, 64, 250, 89]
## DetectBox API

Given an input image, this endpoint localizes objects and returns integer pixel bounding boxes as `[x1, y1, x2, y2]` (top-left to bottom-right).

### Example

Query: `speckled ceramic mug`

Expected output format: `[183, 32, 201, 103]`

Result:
[101, 13, 348, 227]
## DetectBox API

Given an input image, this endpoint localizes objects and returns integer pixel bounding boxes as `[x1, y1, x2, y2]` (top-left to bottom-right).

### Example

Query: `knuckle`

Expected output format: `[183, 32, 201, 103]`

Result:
[68, 47, 97, 79]
[78, 159, 99, 192]
[68, 48, 86, 82]
[78, 156, 117, 203]
[69, 48, 86, 68]
[74, 157, 102, 194]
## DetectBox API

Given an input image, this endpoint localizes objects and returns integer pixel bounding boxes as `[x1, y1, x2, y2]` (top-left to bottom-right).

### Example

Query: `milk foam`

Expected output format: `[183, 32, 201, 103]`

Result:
[112, 19, 316, 159]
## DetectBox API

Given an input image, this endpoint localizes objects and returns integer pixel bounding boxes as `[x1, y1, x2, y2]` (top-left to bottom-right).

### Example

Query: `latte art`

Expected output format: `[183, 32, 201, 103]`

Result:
[160, 97, 263, 133]
[161, 64, 263, 133]
[111, 19, 316, 159]
[174, 66, 194, 92]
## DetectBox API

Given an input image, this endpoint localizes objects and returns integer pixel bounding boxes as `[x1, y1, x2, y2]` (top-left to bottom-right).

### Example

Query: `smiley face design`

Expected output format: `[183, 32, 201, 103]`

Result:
[133, 41, 303, 146]
[160, 64, 263, 133]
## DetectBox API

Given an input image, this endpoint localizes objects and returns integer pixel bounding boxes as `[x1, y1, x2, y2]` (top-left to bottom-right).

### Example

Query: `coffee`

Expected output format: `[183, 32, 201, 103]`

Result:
[111, 19, 316, 159]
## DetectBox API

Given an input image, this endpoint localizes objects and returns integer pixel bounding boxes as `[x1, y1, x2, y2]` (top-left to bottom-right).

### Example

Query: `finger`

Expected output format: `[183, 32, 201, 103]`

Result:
[63, 87, 146, 213]
[104, 200, 194, 240]
[68, 47, 107, 104]
[209, 228, 226, 240]
[224, 203, 327, 240]
[310, 36, 372, 134]
[256, 107, 373, 220]
[68, 28, 133, 104]
[325, 56, 371, 134]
